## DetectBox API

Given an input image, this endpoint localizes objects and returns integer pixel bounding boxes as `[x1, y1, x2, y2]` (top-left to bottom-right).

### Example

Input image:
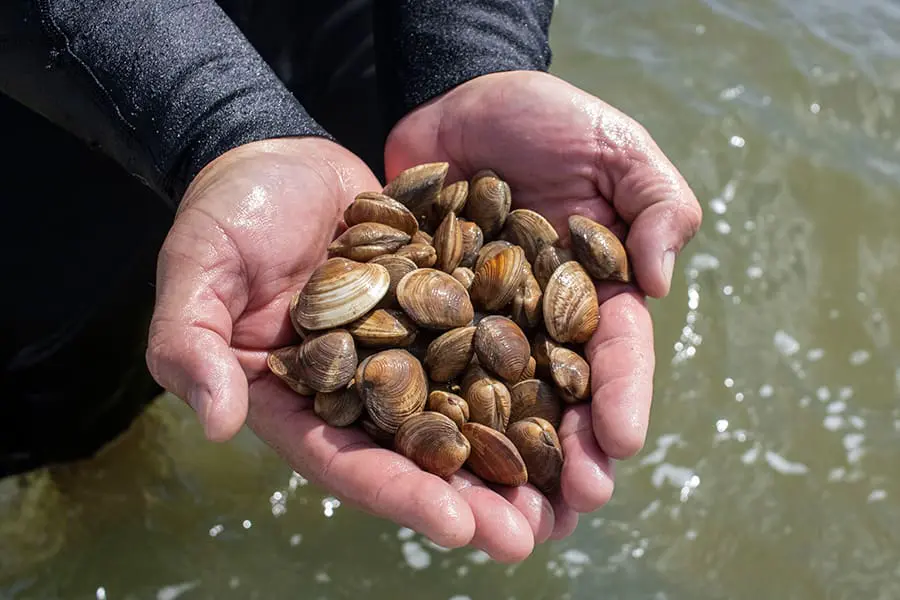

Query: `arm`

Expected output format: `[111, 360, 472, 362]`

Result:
[0, 0, 331, 206]
[372, 0, 554, 129]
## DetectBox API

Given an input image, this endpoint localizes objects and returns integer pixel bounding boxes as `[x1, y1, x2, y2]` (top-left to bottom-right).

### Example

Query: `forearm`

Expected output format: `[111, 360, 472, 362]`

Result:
[373, 0, 555, 128]
[0, 0, 331, 206]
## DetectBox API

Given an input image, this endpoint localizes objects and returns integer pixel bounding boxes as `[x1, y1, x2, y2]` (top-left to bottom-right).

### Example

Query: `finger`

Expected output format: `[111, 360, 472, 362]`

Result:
[246, 376, 476, 549]
[558, 404, 616, 513]
[146, 222, 249, 442]
[447, 471, 535, 562]
[585, 286, 655, 459]
[492, 483, 556, 545]
[549, 495, 579, 540]
[599, 118, 703, 298]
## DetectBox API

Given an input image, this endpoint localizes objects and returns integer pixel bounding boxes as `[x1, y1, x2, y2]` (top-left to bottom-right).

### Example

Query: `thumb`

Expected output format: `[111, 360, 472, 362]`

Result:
[145, 217, 249, 442]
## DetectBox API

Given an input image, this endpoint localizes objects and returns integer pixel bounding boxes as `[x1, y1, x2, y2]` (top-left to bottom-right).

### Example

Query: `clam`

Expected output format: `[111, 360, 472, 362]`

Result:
[500, 209, 559, 263]
[531, 331, 561, 379]
[462, 422, 528, 487]
[424, 326, 476, 382]
[426, 390, 470, 429]
[347, 308, 417, 348]
[427, 180, 469, 230]
[411, 230, 433, 246]
[533, 245, 574, 290]
[343, 192, 418, 235]
[509, 379, 562, 429]
[395, 243, 437, 268]
[474, 240, 513, 273]
[568, 215, 630, 282]
[361, 417, 395, 447]
[291, 257, 390, 331]
[396, 268, 475, 330]
[267, 346, 315, 395]
[327, 222, 411, 262]
[314, 387, 364, 427]
[395, 412, 471, 478]
[458, 220, 484, 269]
[433, 211, 464, 273]
[543, 261, 599, 344]
[473, 316, 531, 383]
[469, 244, 528, 311]
[514, 356, 537, 384]
[451, 267, 475, 290]
[358, 349, 428, 433]
[464, 170, 511, 239]
[382, 162, 449, 225]
[506, 417, 563, 495]
[510, 268, 543, 331]
[296, 329, 358, 393]
[369, 254, 418, 306]
[550, 347, 591, 403]
[462, 363, 511, 432]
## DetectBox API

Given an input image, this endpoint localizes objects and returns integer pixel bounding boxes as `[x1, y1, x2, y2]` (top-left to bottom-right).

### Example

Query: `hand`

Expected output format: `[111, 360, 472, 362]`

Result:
[385, 71, 703, 523]
[145, 137, 560, 563]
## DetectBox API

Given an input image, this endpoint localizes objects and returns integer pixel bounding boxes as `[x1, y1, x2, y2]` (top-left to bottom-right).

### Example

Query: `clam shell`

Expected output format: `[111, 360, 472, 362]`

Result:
[533, 245, 574, 290]
[470, 244, 528, 311]
[509, 379, 562, 429]
[314, 387, 364, 427]
[426, 390, 470, 430]
[531, 332, 560, 379]
[461, 422, 528, 486]
[359, 349, 428, 434]
[542, 261, 599, 344]
[424, 326, 476, 382]
[427, 180, 469, 230]
[510, 268, 543, 331]
[500, 209, 559, 263]
[464, 170, 511, 239]
[395, 243, 437, 268]
[474, 240, 513, 273]
[347, 308, 417, 348]
[568, 215, 630, 282]
[395, 412, 471, 478]
[327, 222, 411, 262]
[411, 230, 433, 246]
[451, 267, 475, 290]
[462, 363, 511, 432]
[473, 316, 531, 383]
[514, 356, 537, 385]
[433, 211, 464, 273]
[360, 417, 395, 447]
[296, 330, 358, 393]
[292, 257, 390, 331]
[550, 346, 591, 403]
[396, 268, 475, 330]
[383, 162, 449, 225]
[369, 254, 418, 306]
[458, 220, 484, 269]
[267, 346, 315, 395]
[343, 192, 418, 235]
[506, 417, 563, 495]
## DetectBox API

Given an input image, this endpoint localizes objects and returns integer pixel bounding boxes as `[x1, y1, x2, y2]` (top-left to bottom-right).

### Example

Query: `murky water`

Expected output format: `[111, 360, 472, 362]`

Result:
[4, 0, 900, 598]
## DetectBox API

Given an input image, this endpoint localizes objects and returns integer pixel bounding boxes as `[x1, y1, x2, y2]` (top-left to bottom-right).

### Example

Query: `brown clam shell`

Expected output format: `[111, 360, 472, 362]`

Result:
[458, 220, 484, 269]
[292, 257, 390, 331]
[424, 326, 476, 382]
[550, 346, 591, 403]
[433, 211, 464, 273]
[295, 330, 358, 393]
[506, 417, 564, 495]
[462, 363, 511, 432]
[327, 222, 411, 262]
[369, 254, 418, 306]
[347, 308, 417, 348]
[314, 387, 364, 427]
[509, 379, 562, 429]
[464, 170, 511, 239]
[451, 267, 475, 290]
[428, 180, 469, 230]
[358, 349, 428, 433]
[426, 390, 470, 430]
[542, 261, 599, 344]
[343, 192, 418, 235]
[266, 346, 315, 395]
[473, 316, 531, 383]
[469, 245, 528, 311]
[461, 422, 528, 487]
[395, 243, 437, 268]
[531, 331, 561, 379]
[383, 162, 449, 225]
[500, 209, 560, 263]
[411, 230, 433, 246]
[510, 268, 543, 331]
[396, 268, 475, 330]
[394, 412, 471, 478]
[533, 245, 574, 291]
[568, 215, 630, 282]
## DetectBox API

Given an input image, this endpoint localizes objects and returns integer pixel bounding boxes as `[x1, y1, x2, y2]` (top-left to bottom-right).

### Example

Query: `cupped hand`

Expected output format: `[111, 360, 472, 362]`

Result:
[145, 137, 560, 563]
[385, 71, 703, 523]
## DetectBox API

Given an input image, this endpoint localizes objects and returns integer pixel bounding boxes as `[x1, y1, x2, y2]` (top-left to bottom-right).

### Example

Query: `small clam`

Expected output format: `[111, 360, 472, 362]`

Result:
[458, 220, 484, 269]
[464, 170, 511, 239]
[433, 211, 464, 273]
[462, 422, 528, 486]
[543, 261, 599, 344]
[531, 331, 561, 379]
[473, 316, 531, 383]
[369, 254, 418, 306]
[267, 346, 314, 395]
[383, 162, 449, 224]
[347, 308, 417, 347]
[314, 387, 364, 427]
[426, 390, 470, 429]
[395, 412, 471, 478]
[424, 326, 476, 382]
[451, 267, 475, 290]
[361, 417, 395, 447]
[296, 329, 358, 393]
[510, 269, 543, 331]
[514, 356, 537, 384]
[358, 349, 428, 433]
[462, 364, 511, 432]
[327, 222, 411, 262]
[500, 209, 560, 263]
[427, 180, 469, 230]
[509, 379, 562, 429]
[292, 257, 390, 331]
[506, 417, 564, 495]
[343, 192, 418, 235]
[470, 244, 528, 311]
[395, 243, 437, 268]
[533, 245, 574, 290]
[550, 347, 591, 403]
[411, 230, 433, 246]
[568, 215, 630, 282]
[474, 240, 513, 273]
[396, 268, 475, 330]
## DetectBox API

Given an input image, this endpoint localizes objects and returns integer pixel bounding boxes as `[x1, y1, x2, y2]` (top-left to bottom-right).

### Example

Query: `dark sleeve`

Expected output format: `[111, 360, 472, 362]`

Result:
[373, 0, 555, 129]
[0, 0, 332, 207]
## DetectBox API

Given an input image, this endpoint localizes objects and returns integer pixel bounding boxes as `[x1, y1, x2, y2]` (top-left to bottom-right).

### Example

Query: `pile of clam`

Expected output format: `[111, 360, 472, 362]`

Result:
[267, 163, 630, 496]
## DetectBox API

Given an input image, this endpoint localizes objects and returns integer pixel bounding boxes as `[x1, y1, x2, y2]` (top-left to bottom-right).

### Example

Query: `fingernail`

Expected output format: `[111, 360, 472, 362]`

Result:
[662, 250, 676, 292]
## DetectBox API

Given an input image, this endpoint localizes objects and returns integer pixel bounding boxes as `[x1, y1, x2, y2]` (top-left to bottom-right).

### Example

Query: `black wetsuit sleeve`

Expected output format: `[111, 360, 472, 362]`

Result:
[373, 0, 555, 129]
[0, 0, 332, 207]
